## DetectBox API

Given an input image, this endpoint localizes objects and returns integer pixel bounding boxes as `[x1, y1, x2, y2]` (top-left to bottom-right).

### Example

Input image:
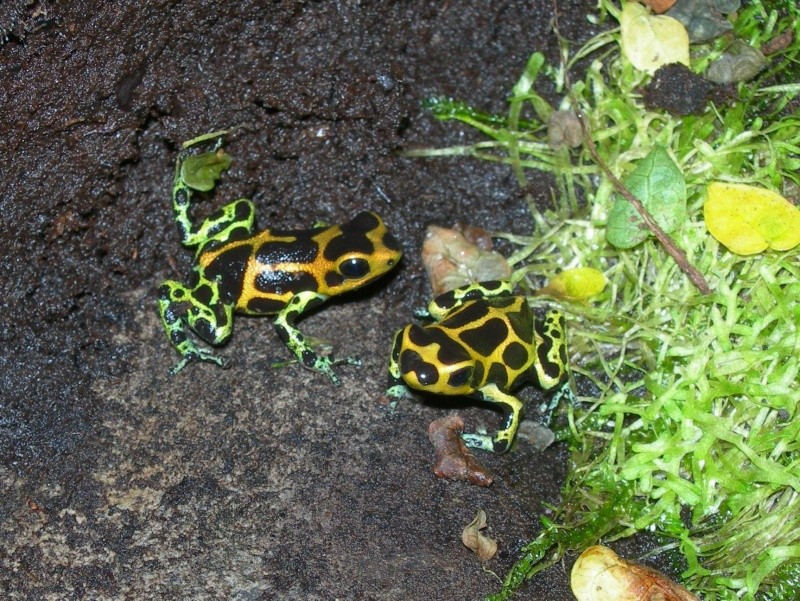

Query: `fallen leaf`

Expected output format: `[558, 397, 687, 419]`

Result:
[536, 267, 607, 301]
[571, 545, 699, 601]
[620, 2, 690, 74]
[461, 509, 498, 562]
[453, 223, 495, 251]
[422, 225, 511, 296]
[606, 146, 686, 249]
[181, 148, 232, 192]
[704, 182, 800, 255]
[428, 415, 493, 487]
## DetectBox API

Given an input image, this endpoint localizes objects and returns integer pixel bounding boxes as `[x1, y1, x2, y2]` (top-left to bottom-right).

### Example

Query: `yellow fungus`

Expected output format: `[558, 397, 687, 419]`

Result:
[537, 267, 607, 301]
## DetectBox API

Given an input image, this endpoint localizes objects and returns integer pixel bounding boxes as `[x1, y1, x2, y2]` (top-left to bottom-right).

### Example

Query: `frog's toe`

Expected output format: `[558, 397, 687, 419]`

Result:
[170, 349, 226, 375]
[461, 432, 498, 453]
[169, 357, 193, 375]
[334, 356, 362, 368]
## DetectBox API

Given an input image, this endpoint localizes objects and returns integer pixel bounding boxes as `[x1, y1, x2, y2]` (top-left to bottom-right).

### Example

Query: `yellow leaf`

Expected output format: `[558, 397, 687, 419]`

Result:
[620, 2, 690, 74]
[537, 268, 607, 301]
[704, 182, 800, 255]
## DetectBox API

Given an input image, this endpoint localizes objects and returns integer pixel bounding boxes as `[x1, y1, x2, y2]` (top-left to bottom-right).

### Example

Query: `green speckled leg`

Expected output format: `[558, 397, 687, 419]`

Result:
[157, 279, 234, 374]
[538, 380, 577, 423]
[427, 280, 514, 319]
[385, 329, 413, 410]
[461, 383, 524, 454]
[532, 309, 569, 390]
[273, 290, 360, 385]
[171, 132, 256, 250]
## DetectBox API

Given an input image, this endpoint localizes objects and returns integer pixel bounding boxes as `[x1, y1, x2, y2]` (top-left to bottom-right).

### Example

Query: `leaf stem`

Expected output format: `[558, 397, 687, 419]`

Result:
[575, 108, 712, 295]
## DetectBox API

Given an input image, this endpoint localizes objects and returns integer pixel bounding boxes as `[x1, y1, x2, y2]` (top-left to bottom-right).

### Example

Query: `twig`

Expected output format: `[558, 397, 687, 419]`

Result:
[570, 102, 712, 295]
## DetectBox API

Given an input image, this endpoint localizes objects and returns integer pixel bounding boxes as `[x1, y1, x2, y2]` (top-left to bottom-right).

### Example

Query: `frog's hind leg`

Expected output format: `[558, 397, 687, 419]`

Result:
[272, 290, 360, 386]
[157, 279, 235, 374]
[461, 383, 523, 453]
[384, 327, 414, 409]
[532, 309, 572, 422]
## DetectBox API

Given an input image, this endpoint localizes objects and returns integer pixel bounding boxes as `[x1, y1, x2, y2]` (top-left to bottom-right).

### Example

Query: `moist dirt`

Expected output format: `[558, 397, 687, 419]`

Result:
[1, 2, 604, 598]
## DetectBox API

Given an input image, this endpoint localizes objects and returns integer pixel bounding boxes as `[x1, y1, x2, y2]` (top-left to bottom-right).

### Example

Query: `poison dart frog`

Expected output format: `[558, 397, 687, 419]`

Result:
[386, 281, 571, 453]
[157, 131, 402, 384]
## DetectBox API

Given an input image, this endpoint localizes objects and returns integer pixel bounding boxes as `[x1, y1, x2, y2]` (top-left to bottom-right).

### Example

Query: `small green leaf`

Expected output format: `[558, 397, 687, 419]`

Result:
[606, 147, 686, 249]
[181, 149, 232, 192]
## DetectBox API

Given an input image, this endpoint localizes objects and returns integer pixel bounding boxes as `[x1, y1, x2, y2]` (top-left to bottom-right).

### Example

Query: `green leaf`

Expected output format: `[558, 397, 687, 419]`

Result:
[181, 149, 232, 192]
[606, 147, 686, 249]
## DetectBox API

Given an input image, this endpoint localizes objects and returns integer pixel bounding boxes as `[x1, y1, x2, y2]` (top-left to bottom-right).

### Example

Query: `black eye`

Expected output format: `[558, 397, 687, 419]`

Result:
[339, 257, 371, 279]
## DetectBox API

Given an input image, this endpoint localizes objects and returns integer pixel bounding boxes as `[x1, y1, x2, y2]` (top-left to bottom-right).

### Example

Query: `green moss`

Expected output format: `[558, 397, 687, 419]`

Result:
[413, 1, 800, 599]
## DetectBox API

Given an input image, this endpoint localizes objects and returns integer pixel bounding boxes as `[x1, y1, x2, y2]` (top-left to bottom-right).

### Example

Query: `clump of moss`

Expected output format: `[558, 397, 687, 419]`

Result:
[412, 1, 800, 599]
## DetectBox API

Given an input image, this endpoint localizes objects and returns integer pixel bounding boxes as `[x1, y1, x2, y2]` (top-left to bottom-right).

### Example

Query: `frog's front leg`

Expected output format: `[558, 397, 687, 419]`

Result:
[171, 133, 256, 249]
[460, 383, 523, 454]
[385, 328, 413, 409]
[157, 279, 235, 374]
[273, 291, 360, 386]
[426, 280, 514, 319]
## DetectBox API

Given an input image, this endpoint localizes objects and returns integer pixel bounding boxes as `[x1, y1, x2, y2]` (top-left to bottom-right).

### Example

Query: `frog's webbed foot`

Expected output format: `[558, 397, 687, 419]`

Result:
[273, 291, 362, 386]
[460, 383, 523, 454]
[169, 349, 228, 375]
[384, 383, 413, 413]
[313, 355, 356, 386]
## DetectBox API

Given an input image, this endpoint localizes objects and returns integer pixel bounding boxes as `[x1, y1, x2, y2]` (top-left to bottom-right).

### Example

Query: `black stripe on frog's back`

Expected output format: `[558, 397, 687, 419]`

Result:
[321, 213, 380, 261]
[254, 232, 320, 266]
[458, 318, 509, 358]
[504, 299, 534, 343]
[253, 269, 318, 297]
[201, 244, 252, 304]
[407, 324, 471, 367]
[439, 300, 491, 330]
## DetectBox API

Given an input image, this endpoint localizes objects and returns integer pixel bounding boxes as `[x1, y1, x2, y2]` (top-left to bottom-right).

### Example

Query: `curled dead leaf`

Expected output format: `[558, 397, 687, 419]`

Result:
[571, 545, 699, 601]
[422, 225, 511, 296]
[461, 509, 498, 562]
[428, 415, 493, 487]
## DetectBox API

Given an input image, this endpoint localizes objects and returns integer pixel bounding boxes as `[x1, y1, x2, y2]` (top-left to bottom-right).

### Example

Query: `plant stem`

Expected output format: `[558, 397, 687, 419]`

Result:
[575, 108, 713, 295]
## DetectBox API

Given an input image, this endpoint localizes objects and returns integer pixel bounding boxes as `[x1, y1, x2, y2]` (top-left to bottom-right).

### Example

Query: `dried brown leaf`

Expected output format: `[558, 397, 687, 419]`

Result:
[421, 225, 511, 296]
[640, 0, 677, 14]
[427, 415, 493, 487]
[461, 509, 498, 562]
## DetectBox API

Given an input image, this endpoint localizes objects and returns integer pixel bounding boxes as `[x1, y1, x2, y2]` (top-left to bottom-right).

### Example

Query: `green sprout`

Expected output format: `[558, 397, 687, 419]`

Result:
[410, 0, 800, 599]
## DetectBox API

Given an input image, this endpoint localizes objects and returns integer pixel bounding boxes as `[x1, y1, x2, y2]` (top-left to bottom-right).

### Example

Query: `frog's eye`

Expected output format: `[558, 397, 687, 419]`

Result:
[339, 257, 371, 279]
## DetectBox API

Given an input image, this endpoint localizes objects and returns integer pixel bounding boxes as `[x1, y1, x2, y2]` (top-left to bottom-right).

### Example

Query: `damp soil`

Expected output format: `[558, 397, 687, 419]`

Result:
[1, 2, 603, 599]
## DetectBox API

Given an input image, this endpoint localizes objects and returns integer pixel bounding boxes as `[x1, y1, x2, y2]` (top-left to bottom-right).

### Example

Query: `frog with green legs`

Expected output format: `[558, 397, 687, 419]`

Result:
[386, 280, 572, 453]
[157, 131, 403, 384]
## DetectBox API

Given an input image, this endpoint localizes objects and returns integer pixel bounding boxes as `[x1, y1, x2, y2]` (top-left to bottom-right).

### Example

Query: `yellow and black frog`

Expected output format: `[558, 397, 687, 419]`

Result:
[157, 131, 402, 384]
[386, 281, 571, 453]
